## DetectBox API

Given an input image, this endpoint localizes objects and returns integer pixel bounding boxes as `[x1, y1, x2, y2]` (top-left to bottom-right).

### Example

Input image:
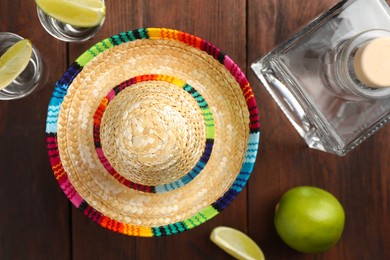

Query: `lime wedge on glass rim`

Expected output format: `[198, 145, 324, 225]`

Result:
[210, 226, 265, 260]
[35, 0, 106, 28]
[0, 39, 33, 90]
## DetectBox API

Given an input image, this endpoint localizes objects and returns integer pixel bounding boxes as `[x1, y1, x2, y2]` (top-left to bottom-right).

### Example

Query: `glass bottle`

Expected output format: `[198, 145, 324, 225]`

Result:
[251, 0, 390, 156]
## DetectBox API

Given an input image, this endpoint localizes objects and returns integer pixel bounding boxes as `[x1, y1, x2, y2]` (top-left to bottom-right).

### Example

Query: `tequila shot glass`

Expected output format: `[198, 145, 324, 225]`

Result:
[0, 32, 46, 100]
[36, 0, 105, 42]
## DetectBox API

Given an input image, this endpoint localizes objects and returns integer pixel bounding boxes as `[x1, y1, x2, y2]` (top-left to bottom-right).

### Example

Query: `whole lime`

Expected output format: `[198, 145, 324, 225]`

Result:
[274, 186, 345, 253]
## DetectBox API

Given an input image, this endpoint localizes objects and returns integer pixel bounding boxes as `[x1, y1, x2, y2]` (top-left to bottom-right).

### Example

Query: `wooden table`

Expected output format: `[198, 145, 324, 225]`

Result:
[1, 0, 389, 259]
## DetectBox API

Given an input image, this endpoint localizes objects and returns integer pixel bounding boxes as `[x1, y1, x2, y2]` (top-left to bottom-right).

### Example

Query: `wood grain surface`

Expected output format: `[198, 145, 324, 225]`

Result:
[1, 0, 389, 259]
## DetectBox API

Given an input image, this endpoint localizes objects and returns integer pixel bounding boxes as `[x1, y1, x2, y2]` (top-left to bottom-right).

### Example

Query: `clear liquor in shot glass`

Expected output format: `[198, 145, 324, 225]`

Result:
[0, 32, 46, 100]
[36, 0, 105, 42]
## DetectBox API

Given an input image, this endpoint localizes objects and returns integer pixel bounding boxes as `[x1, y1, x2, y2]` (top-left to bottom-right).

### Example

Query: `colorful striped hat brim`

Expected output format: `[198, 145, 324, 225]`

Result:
[46, 28, 260, 237]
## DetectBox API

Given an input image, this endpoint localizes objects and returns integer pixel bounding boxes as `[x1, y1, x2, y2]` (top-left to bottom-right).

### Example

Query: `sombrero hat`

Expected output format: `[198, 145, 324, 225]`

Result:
[46, 28, 260, 237]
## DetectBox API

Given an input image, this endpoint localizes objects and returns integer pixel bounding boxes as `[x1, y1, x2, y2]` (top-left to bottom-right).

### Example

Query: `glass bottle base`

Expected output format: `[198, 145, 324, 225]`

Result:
[252, 60, 390, 156]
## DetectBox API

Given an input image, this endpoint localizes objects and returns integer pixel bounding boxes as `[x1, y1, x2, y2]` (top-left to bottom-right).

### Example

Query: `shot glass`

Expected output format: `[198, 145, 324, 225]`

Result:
[36, 0, 105, 42]
[0, 32, 46, 100]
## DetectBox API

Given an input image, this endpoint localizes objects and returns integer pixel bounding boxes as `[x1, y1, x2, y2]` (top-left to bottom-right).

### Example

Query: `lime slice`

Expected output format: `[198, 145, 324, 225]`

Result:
[0, 39, 33, 90]
[35, 0, 106, 27]
[210, 226, 265, 260]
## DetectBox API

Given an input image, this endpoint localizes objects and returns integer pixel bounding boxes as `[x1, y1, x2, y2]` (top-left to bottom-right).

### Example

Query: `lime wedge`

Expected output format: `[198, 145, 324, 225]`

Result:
[35, 0, 106, 28]
[210, 226, 265, 260]
[0, 39, 33, 90]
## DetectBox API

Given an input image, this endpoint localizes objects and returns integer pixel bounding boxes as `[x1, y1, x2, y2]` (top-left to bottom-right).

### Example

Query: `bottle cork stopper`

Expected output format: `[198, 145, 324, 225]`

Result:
[353, 37, 390, 88]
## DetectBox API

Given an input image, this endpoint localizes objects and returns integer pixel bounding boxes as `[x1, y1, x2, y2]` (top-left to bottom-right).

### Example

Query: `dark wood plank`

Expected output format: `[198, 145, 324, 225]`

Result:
[0, 1, 71, 259]
[136, 1, 248, 259]
[248, 0, 390, 259]
[66, 1, 248, 259]
[67, 1, 141, 259]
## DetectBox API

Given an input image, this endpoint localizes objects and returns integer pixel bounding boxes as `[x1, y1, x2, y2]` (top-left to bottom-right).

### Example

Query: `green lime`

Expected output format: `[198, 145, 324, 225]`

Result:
[0, 39, 33, 90]
[35, 0, 106, 28]
[274, 186, 345, 253]
[210, 226, 265, 260]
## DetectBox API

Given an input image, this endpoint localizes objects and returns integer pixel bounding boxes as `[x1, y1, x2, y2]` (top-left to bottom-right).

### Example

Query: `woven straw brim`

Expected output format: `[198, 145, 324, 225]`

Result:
[46, 28, 260, 237]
